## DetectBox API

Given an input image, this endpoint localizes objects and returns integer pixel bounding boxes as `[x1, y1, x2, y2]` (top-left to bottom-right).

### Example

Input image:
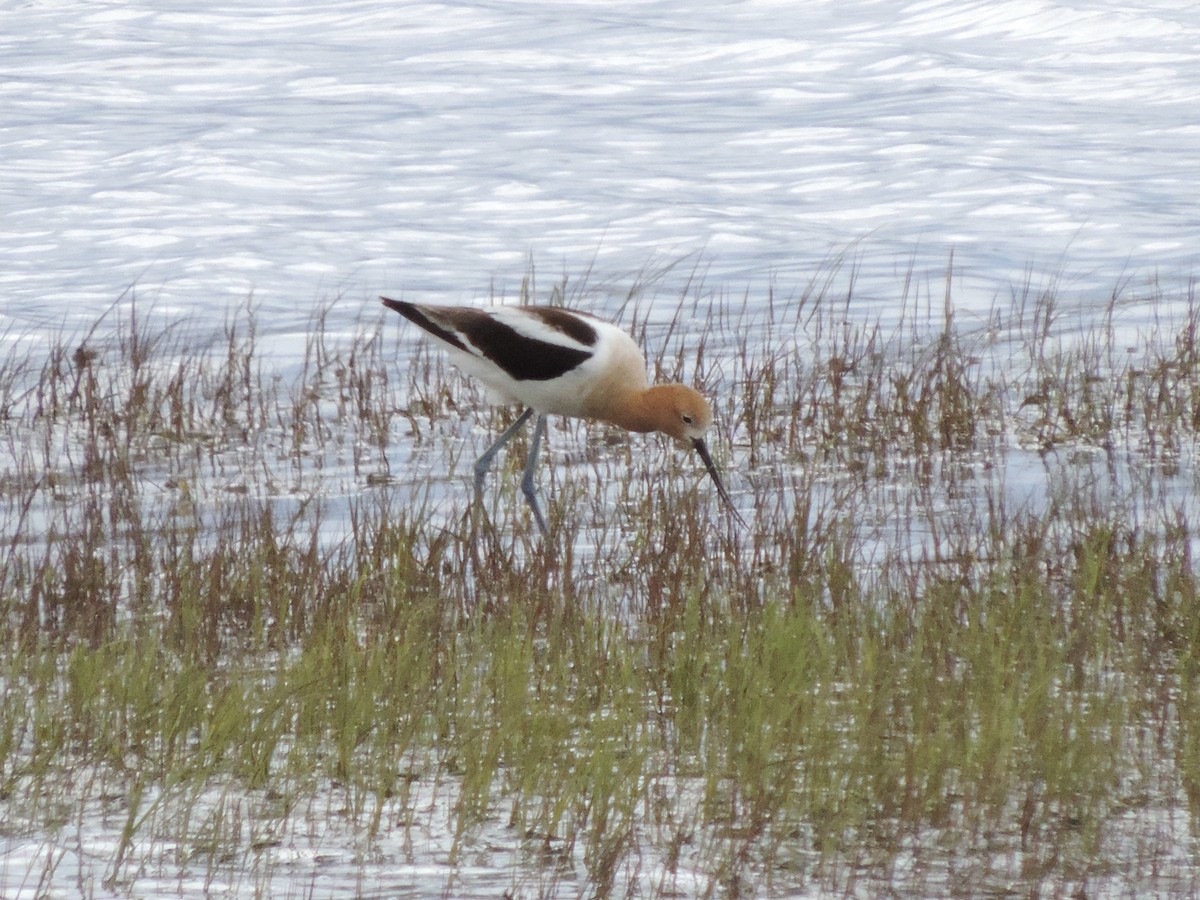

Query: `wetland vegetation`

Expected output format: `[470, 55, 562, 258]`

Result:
[1, 266, 1199, 897]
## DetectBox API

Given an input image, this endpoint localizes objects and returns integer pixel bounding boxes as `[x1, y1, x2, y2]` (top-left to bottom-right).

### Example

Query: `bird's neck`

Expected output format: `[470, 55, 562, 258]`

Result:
[600, 386, 668, 434]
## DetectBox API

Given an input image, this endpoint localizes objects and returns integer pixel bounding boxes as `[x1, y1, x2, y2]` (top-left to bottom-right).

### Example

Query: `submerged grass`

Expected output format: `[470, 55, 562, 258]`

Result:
[1, 266, 1199, 897]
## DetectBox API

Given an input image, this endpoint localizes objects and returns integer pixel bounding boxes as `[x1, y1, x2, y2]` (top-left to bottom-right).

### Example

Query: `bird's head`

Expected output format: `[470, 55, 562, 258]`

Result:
[643, 385, 743, 526]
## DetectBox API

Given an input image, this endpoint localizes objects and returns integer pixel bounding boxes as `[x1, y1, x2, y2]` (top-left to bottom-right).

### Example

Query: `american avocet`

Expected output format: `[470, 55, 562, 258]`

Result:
[381, 297, 742, 533]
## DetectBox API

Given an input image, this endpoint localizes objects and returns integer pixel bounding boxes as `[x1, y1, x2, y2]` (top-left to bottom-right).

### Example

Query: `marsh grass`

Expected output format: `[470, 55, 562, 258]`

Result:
[1, 266, 1199, 897]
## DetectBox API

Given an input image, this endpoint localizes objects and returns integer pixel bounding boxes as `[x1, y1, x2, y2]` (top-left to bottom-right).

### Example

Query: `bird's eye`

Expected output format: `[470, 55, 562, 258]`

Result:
[681, 414, 694, 425]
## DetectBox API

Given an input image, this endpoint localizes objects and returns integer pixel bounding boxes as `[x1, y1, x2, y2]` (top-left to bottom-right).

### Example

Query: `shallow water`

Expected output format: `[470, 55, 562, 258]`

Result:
[3, 293, 1197, 897]
[4, 2, 1200, 896]
[3, 0, 1199, 340]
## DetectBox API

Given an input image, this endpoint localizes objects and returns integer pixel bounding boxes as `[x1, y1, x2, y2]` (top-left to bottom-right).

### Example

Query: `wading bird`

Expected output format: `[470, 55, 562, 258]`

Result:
[381, 297, 742, 533]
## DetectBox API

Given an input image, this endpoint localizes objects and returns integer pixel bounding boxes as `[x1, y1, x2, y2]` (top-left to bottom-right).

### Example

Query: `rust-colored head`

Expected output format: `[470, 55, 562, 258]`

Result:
[639, 384, 713, 442]
[641, 385, 743, 526]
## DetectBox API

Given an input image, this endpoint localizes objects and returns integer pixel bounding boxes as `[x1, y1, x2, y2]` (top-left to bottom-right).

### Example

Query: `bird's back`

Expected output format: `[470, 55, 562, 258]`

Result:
[382, 298, 648, 418]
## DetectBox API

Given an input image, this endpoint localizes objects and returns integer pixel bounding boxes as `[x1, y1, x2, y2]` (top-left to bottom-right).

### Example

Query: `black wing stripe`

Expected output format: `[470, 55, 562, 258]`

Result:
[458, 313, 593, 382]
[525, 307, 600, 348]
[382, 298, 594, 382]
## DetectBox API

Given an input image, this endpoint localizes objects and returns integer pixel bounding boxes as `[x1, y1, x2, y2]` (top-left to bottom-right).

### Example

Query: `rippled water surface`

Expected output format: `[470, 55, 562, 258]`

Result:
[3, 0, 1199, 338]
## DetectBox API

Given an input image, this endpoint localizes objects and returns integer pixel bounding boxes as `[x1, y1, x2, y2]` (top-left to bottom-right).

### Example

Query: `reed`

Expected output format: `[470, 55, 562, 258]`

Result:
[0, 265, 1197, 897]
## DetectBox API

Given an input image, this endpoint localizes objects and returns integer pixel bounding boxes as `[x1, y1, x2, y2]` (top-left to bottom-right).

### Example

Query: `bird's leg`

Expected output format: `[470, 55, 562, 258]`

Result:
[473, 407, 535, 493]
[520, 414, 549, 534]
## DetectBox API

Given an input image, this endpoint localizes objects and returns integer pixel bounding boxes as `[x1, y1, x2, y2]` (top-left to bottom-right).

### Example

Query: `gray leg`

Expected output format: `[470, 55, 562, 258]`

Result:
[473, 408, 535, 493]
[520, 414, 549, 534]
